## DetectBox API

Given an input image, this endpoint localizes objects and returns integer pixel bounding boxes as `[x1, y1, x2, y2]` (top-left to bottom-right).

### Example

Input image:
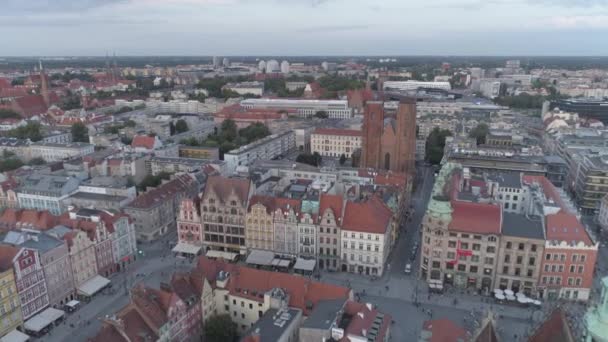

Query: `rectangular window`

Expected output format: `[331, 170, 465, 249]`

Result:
[528, 257, 535, 266]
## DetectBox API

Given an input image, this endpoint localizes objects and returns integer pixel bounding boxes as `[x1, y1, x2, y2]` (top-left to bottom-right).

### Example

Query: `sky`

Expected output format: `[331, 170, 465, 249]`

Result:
[2, 0, 608, 56]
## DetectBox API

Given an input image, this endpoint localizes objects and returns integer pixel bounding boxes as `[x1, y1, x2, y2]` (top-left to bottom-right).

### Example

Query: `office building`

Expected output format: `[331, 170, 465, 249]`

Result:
[240, 99, 352, 119]
[311, 128, 362, 158]
[224, 131, 295, 174]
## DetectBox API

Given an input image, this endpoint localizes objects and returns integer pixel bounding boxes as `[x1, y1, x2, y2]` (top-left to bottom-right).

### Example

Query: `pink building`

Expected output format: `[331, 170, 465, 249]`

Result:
[175, 196, 203, 256]
[0, 245, 49, 319]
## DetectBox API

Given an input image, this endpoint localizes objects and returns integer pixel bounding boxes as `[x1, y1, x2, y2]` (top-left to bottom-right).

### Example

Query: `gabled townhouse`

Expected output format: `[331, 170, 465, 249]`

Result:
[0, 245, 49, 320]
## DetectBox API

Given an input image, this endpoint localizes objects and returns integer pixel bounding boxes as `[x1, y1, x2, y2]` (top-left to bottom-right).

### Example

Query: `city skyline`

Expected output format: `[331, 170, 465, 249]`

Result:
[2, 0, 608, 56]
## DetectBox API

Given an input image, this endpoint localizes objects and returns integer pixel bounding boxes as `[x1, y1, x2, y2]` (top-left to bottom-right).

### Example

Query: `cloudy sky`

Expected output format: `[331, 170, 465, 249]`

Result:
[2, 0, 608, 56]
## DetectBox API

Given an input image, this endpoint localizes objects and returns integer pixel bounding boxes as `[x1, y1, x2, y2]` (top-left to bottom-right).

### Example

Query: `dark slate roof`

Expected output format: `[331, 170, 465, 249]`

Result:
[501, 213, 545, 240]
[241, 308, 301, 342]
[300, 298, 345, 329]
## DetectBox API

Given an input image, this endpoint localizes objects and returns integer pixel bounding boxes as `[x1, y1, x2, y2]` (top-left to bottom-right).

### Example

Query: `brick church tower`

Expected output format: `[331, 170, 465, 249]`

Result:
[361, 98, 416, 175]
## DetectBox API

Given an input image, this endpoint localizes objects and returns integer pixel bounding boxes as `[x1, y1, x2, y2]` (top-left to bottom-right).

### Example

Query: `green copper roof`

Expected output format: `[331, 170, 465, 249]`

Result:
[585, 276, 608, 342]
[426, 162, 459, 222]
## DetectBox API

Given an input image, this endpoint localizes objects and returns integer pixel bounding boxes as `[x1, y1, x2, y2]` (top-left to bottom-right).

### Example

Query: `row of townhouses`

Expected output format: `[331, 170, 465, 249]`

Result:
[0, 208, 137, 337]
[91, 257, 392, 342]
[421, 162, 598, 302]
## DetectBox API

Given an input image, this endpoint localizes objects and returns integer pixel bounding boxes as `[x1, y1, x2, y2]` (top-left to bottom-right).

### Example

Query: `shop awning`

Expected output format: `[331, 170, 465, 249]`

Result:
[65, 300, 80, 309]
[172, 243, 201, 255]
[206, 250, 238, 261]
[245, 250, 275, 266]
[24, 307, 65, 333]
[271, 258, 290, 268]
[78, 275, 110, 296]
[293, 258, 316, 272]
[0, 329, 30, 342]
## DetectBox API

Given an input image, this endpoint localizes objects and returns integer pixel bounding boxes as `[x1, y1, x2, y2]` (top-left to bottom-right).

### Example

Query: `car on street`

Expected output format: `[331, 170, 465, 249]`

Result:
[404, 263, 412, 274]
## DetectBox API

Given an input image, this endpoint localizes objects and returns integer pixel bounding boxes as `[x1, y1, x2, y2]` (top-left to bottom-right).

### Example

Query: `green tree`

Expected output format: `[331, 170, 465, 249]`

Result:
[175, 119, 189, 134]
[220, 119, 238, 141]
[0, 109, 21, 119]
[314, 111, 328, 119]
[0, 158, 24, 173]
[425, 128, 452, 165]
[124, 120, 136, 127]
[71, 122, 89, 143]
[339, 154, 346, 166]
[238, 122, 270, 144]
[137, 172, 172, 192]
[27, 157, 46, 166]
[468, 123, 489, 145]
[8, 122, 42, 141]
[296, 152, 322, 167]
[204, 314, 236, 342]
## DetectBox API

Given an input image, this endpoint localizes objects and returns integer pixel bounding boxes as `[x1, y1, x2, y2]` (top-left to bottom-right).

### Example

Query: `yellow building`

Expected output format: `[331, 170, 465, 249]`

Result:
[179, 146, 220, 160]
[0, 266, 23, 337]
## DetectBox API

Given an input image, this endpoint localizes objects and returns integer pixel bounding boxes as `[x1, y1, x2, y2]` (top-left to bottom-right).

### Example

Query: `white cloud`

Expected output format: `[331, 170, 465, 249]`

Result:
[548, 15, 608, 28]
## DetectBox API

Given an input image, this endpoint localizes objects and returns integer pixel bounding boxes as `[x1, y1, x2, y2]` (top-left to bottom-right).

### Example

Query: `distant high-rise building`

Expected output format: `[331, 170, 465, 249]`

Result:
[258, 60, 266, 72]
[212, 56, 220, 68]
[361, 99, 416, 174]
[280, 60, 290, 74]
[222, 57, 230, 67]
[39, 60, 50, 107]
[266, 60, 280, 73]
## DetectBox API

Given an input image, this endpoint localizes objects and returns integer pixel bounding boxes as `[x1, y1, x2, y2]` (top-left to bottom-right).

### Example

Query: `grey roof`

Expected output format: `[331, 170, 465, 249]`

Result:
[3, 231, 64, 253]
[242, 308, 301, 342]
[543, 155, 566, 165]
[300, 298, 346, 329]
[501, 213, 545, 240]
[18, 174, 80, 196]
[70, 192, 127, 202]
[83, 176, 129, 188]
[487, 172, 521, 189]
[20, 233, 64, 253]
[46, 225, 72, 239]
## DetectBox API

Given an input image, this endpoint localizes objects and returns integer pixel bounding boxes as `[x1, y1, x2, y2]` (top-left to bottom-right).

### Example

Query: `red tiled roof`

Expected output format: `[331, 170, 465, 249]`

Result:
[203, 175, 250, 205]
[0, 87, 28, 99]
[127, 174, 196, 209]
[422, 319, 468, 342]
[319, 194, 343, 224]
[90, 303, 159, 342]
[342, 196, 392, 234]
[312, 128, 362, 137]
[130, 285, 170, 331]
[449, 201, 501, 235]
[0, 208, 58, 231]
[0, 78, 11, 89]
[0, 245, 20, 272]
[197, 257, 351, 315]
[131, 135, 157, 150]
[522, 175, 571, 213]
[12, 94, 48, 118]
[341, 301, 392, 342]
[545, 212, 592, 245]
[528, 308, 574, 342]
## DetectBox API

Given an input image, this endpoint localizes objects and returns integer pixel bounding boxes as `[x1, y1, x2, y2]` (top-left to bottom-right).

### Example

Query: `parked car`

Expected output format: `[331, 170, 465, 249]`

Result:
[404, 263, 412, 274]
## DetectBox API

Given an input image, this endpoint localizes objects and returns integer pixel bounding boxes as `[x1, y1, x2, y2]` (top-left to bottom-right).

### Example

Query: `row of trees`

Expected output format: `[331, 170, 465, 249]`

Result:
[0, 151, 45, 173]
[424, 123, 491, 164]
[0, 109, 21, 119]
[181, 120, 271, 159]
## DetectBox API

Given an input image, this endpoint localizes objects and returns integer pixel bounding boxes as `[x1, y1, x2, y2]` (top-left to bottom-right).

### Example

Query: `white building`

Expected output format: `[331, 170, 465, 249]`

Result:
[258, 60, 266, 72]
[340, 197, 393, 276]
[224, 130, 296, 174]
[222, 81, 264, 96]
[266, 60, 280, 73]
[311, 128, 362, 158]
[598, 194, 608, 236]
[383, 81, 451, 92]
[28, 142, 95, 162]
[240, 99, 352, 119]
[280, 61, 290, 74]
[17, 175, 80, 215]
[479, 79, 502, 99]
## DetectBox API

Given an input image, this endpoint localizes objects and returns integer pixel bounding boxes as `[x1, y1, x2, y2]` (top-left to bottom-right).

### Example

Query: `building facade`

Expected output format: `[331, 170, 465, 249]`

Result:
[28, 142, 95, 162]
[201, 176, 251, 253]
[310, 129, 362, 158]
[0, 265, 23, 337]
[361, 99, 417, 174]
[16, 175, 80, 215]
[125, 174, 199, 242]
[317, 194, 343, 271]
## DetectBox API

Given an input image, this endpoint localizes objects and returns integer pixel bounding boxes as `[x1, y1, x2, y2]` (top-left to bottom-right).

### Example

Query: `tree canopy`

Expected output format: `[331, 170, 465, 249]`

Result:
[71, 122, 89, 143]
[203, 314, 237, 342]
[0, 109, 21, 119]
[314, 111, 328, 119]
[174, 119, 189, 134]
[8, 122, 42, 141]
[425, 128, 452, 165]
[468, 123, 489, 145]
[137, 172, 172, 192]
[296, 152, 322, 166]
